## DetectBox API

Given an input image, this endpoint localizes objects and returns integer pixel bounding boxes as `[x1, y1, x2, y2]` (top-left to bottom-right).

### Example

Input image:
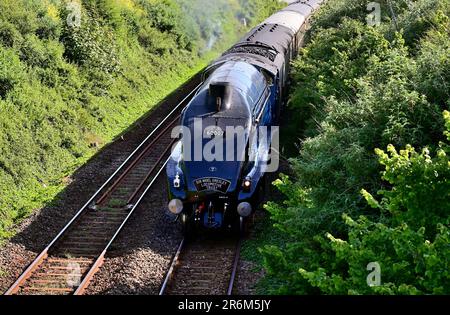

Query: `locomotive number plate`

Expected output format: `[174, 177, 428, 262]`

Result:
[194, 177, 231, 193]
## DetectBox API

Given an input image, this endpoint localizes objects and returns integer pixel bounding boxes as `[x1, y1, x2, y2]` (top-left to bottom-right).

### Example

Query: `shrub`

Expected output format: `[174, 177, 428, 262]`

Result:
[371, 112, 450, 235]
[262, 112, 450, 295]
[299, 216, 449, 295]
[0, 21, 23, 48]
[0, 47, 24, 99]
[61, 7, 121, 76]
[300, 117, 450, 294]
[414, 17, 450, 107]
[256, 0, 450, 295]
[283, 20, 444, 238]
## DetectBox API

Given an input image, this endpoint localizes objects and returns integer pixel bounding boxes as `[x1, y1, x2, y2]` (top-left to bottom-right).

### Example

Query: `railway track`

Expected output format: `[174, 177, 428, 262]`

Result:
[5, 83, 202, 296]
[159, 236, 242, 295]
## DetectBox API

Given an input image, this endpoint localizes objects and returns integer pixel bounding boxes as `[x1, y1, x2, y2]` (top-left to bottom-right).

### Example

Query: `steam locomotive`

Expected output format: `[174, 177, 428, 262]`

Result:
[166, 0, 323, 234]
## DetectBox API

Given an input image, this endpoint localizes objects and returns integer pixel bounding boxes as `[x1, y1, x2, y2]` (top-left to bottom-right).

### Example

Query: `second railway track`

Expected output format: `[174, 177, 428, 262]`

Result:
[159, 236, 242, 296]
[4, 83, 202, 295]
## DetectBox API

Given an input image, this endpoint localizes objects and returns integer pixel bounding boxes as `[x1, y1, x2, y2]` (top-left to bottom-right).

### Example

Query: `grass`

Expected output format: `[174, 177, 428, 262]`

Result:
[108, 198, 126, 208]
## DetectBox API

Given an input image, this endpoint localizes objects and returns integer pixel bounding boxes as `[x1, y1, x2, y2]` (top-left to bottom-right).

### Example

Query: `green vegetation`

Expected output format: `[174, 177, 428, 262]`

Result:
[246, 0, 450, 294]
[0, 0, 280, 240]
[238, 0, 285, 27]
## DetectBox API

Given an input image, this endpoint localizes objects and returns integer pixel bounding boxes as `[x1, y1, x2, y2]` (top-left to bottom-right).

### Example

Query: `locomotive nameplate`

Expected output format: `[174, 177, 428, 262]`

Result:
[194, 177, 231, 193]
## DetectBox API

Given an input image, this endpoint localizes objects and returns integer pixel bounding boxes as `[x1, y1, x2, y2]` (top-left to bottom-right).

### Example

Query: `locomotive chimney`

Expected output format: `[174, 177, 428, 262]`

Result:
[209, 82, 232, 112]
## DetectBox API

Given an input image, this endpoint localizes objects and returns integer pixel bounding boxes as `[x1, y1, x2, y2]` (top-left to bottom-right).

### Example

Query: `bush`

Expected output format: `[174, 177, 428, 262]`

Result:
[0, 47, 24, 99]
[0, 21, 23, 48]
[373, 143, 450, 235]
[283, 20, 444, 238]
[299, 216, 449, 295]
[254, 0, 450, 295]
[262, 112, 450, 295]
[299, 113, 450, 294]
[238, 0, 284, 27]
[415, 17, 450, 107]
[61, 7, 121, 77]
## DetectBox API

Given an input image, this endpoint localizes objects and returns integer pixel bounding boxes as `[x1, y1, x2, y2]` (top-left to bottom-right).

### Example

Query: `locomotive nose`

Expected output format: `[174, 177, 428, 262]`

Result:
[184, 160, 243, 194]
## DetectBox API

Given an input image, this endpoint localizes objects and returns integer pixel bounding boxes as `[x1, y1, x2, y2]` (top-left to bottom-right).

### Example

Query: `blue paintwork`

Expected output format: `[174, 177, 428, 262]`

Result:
[166, 61, 280, 228]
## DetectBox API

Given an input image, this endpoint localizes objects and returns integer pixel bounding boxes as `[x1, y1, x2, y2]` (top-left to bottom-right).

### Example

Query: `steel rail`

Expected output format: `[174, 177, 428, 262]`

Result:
[159, 237, 242, 296]
[4, 82, 202, 295]
[227, 238, 242, 295]
[158, 238, 185, 296]
[75, 157, 171, 295]
[127, 139, 177, 204]
[96, 115, 181, 206]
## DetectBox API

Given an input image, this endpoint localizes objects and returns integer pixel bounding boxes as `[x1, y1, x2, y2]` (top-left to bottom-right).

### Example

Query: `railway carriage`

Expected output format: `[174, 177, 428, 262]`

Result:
[166, 0, 324, 234]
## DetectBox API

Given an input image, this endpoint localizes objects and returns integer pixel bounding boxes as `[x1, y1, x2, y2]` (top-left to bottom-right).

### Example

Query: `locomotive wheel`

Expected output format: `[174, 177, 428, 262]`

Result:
[239, 216, 250, 237]
[181, 213, 193, 239]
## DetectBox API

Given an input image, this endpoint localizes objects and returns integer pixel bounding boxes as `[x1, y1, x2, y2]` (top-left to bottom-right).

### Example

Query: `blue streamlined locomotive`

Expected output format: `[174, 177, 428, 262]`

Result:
[166, 0, 324, 234]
